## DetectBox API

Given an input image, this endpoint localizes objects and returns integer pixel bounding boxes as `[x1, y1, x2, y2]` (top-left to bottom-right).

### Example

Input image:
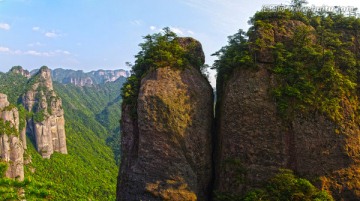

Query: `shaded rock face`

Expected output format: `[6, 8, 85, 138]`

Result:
[215, 66, 288, 193]
[118, 40, 213, 200]
[215, 20, 360, 200]
[0, 93, 24, 181]
[23, 67, 67, 158]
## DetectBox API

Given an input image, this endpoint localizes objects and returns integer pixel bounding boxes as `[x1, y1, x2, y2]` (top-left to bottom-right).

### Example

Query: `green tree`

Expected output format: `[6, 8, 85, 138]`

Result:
[291, 0, 308, 8]
[121, 27, 205, 119]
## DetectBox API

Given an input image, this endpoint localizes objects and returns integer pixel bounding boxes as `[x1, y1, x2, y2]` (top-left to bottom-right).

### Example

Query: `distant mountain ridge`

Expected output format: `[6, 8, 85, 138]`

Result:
[30, 68, 129, 86]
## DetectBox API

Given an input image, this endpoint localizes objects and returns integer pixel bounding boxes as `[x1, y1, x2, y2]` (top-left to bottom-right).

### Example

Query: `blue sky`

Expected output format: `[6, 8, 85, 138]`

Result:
[1, 0, 359, 85]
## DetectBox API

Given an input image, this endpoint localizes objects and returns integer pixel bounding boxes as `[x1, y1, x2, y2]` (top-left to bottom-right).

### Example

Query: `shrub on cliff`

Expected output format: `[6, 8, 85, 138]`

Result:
[212, 2, 360, 123]
[121, 27, 206, 118]
[215, 169, 333, 201]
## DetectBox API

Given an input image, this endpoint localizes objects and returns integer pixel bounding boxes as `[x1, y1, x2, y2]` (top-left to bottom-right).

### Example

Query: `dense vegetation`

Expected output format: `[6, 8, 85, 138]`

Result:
[0, 67, 125, 200]
[212, 0, 359, 123]
[54, 78, 125, 164]
[212, 0, 359, 199]
[121, 27, 207, 118]
[215, 169, 333, 201]
[0, 162, 52, 200]
[0, 68, 28, 103]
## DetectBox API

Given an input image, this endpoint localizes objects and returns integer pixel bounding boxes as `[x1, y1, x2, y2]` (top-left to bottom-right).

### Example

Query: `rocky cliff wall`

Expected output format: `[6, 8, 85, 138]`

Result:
[22, 66, 67, 158]
[117, 38, 213, 201]
[214, 19, 360, 200]
[0, 93, 24, 180]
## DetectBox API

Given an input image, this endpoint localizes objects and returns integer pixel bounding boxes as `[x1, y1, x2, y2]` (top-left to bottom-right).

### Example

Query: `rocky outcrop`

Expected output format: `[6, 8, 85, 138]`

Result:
[22, 66, 67, 158]
[0, 93, 24, 180]
[117, 38, 213, 201]
[10, 66, 31, 78]
[214, 20, 360, 200]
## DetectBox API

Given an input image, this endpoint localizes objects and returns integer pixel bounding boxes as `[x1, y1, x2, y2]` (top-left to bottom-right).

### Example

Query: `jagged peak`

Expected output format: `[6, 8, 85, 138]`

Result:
[9, 66, 31, 79]
[29, 66, 53, 90]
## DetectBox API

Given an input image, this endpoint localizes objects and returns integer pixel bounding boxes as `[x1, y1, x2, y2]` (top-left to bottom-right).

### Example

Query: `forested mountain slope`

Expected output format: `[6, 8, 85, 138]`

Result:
[0, 66, 125, 200]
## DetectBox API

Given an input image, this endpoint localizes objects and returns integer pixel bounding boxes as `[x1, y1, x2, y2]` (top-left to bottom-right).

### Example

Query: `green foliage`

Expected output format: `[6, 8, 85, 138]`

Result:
[0, 68, 28, 104]
[290, 0, 308, 8]
[215, 169, 334, 201]
[120, 75, 140, 118]
[0, 118, 18, 136]
[0, 161, 51, 200]
[133, 27, 192, 77]
[211, 29, 254, 98]
[18, 105, 27, 131]
[121, 27, 205, 119]
[243, 169, 334, 201]
[33, 111, 46, 123]
[25, 136, 117, 200]
[269, 15, 358, 122]
[213, 4, 360, 124]
[19, 80, 122, 200]
[0, 68, 122, 200]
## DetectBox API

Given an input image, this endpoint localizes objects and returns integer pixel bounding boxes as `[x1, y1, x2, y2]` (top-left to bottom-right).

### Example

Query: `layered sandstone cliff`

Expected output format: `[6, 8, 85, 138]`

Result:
[117, 38, 213, 201]
[22, 66, 67, 158]
[0, 93, 24, 180]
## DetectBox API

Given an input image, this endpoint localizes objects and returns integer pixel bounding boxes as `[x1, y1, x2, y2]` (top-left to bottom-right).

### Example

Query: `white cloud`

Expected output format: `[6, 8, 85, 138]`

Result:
[0, 46, 10, 52]
[25, 50, 43, 56]
[32, 26, 40, 31]
[131, 20, 142, 26]
[0, 23, 10, 30]
[32, 27, 63, 38]
[149, 26, 194, 36]
[168, 27, 195, 36]
[170, 27, 184, 35]
[24, 49, 70, 56]
[45, 31, 59, 38]
[55, 49, 70, 55]
[28, 42, 44, 47]
[0, 46, 70, 57]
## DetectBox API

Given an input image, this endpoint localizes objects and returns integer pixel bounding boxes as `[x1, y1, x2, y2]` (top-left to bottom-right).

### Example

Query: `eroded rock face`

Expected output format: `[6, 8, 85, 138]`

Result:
[215, 20, 360, 200]
[215, 66, 288, 194]
[0, 93, 9, 108]
[0, 93, 24, 181]
[22, 67, 67, 158]
[117, 39, 213, 201]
